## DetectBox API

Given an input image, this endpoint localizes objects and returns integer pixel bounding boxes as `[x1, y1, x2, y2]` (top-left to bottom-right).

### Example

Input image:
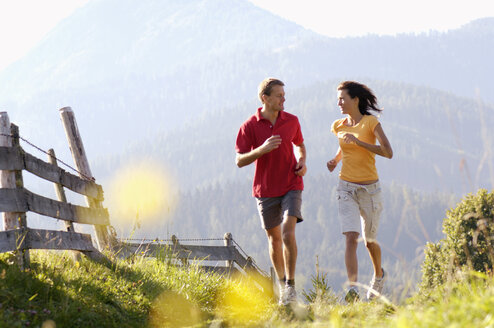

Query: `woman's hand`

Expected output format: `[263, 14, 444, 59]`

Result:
[327, 159, 338, 172]
[341, 133, 358, 144]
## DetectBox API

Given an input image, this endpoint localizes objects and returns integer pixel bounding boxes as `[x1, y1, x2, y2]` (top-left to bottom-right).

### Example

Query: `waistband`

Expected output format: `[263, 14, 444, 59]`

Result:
[338, 179, 380, 193]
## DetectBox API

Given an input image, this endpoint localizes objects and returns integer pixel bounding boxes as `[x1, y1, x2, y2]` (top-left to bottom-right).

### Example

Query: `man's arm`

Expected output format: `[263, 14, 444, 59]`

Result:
[236, 135, 282, 168]
[294, 142, 307, 176]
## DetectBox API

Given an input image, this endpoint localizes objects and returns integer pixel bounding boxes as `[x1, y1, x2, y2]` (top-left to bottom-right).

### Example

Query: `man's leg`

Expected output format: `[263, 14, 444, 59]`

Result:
[265, 224, 285, 280]
[344, 231, 359, 285]
[282, 216, 298, 280]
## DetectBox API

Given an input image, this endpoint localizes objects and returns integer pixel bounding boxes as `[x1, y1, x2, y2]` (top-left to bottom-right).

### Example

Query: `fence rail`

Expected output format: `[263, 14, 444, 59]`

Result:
[0, 228, 95, 253]
[0, 110, 112, 267]
[0, 188, 109, 225]
[0, 147, 103, 199]
[118, 234, 274, 294]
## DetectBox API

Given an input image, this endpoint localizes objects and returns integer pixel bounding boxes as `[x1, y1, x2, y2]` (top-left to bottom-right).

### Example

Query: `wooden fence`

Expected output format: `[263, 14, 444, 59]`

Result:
[118, 232, 274, 293]
[0, 109, 113, 267]
[0, 108, 273, 294]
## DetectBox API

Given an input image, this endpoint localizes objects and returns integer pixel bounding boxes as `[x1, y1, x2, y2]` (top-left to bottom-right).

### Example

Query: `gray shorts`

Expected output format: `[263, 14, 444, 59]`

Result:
[256, 190, 303, 230]
[336, 180, 383, 243]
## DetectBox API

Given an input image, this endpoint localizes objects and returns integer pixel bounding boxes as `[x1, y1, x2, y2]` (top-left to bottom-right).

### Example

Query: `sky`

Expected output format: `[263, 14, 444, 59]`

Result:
[0, 0, 493, 72]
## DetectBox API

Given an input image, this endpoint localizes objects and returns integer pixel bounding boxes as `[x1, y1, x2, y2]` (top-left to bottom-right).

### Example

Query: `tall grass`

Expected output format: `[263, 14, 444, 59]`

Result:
[1, 249, 493, 327]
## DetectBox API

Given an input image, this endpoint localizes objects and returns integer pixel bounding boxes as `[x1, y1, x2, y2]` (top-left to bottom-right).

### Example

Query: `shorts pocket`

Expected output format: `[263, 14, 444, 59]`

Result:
[367, 187, 381, 195]
[336, 190, 350, 201]
[370, 192, 383, 213]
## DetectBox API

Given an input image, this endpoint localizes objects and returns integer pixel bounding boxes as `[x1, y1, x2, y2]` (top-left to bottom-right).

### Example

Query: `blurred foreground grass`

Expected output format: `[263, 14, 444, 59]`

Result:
[0, 250, 493, 327]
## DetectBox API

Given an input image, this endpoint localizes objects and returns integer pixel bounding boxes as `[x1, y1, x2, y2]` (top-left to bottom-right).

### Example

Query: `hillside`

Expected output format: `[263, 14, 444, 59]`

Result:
[1, 249, 494, 327]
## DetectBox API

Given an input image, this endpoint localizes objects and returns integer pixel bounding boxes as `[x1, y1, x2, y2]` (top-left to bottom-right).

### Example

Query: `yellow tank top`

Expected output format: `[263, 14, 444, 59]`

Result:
[331, 115, 380, 182]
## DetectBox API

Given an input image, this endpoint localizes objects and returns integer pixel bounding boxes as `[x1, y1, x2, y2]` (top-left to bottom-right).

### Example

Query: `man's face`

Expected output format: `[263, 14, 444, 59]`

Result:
[263, 85, 285, 111]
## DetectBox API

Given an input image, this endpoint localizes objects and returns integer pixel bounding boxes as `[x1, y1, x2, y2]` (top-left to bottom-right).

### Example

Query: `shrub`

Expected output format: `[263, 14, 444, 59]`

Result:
[420, 189, 494, 291]
[302, 257, 337, 305]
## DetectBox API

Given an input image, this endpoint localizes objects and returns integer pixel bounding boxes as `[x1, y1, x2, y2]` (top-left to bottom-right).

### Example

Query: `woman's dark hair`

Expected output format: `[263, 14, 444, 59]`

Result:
[337, 81, 382, 115]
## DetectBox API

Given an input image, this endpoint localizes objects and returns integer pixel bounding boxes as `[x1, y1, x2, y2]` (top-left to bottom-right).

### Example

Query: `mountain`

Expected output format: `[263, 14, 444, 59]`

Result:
[0, 0, 493, 159]
[0, 0, 318, 154]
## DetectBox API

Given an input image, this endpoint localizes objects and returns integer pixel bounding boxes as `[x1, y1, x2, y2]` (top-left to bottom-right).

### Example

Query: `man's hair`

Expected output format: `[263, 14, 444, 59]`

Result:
[258, 78, 284, 103]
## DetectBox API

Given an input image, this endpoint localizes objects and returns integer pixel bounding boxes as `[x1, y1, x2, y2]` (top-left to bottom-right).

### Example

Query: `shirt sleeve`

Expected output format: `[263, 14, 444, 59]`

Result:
[367, 115, 380, 132]
[235, 122, 253, 154]
[292, 117, 304, 146]
[330, 119, 340, 135]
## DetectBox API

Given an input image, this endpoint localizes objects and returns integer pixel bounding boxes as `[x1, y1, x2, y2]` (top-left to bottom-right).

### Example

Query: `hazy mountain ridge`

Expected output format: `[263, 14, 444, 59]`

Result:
[0, 0, 493, 159]
[0, 0, 312, 96]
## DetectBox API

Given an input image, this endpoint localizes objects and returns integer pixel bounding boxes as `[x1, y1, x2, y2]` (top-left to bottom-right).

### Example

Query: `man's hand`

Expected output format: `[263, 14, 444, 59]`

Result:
[295, 160, 307, 176]
[236, 135, 282, 168]
[259, 135, 282, 154]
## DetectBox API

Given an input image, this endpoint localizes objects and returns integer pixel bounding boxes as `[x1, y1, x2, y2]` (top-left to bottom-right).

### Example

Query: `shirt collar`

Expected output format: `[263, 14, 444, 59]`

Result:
[255, 107, 286, 122]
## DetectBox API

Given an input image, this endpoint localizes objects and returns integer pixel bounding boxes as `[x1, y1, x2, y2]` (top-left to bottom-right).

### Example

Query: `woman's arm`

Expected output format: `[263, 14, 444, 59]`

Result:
[327, 146, 342, 172]
[342, 123, 393, 159]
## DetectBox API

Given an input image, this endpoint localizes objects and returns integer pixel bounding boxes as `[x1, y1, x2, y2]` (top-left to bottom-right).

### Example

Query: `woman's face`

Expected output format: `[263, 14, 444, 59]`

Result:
[337, 89, 358, 114]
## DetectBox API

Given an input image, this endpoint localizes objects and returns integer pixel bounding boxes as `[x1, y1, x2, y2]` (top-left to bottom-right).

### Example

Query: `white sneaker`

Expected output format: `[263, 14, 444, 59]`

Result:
[278, 285, 287, 305]
[367, 268, 386, 300]
[285, 285, 297, 305]
[279, 285, 297, 306]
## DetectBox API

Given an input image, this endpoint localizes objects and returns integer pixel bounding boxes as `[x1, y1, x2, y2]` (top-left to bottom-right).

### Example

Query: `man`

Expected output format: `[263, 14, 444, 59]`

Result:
[235, 78, 307, 305]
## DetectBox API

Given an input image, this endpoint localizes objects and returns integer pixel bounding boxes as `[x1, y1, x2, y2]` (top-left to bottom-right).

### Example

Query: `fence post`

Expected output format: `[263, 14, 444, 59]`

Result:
[0, 116, 30, 267]
[0, 112, 19, 231]
[59, 107, 111, 251]
[172, 235, 187, 266]
[224, 232, 233, 270]
[10, 124, 30, 267]
[47, 148, 81, 261]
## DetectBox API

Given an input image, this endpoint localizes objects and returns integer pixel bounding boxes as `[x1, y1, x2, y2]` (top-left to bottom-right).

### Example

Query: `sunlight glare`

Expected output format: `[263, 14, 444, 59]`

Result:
[107, 161, 177, 227]
[149, 291, 202, 327]
[215, 274, 272, 324]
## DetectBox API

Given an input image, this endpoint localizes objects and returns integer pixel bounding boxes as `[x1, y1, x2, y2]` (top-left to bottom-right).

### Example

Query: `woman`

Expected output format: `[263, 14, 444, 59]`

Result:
[327, 81, 393, 302]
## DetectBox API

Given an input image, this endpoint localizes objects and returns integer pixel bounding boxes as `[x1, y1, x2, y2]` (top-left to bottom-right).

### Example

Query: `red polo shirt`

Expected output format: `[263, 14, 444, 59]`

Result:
[236, 107, 304, 197]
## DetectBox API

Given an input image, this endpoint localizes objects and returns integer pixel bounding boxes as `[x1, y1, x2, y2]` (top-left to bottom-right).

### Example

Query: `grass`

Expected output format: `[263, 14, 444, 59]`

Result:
[1, 250, 494, 327]
[0, 249, 224, 327]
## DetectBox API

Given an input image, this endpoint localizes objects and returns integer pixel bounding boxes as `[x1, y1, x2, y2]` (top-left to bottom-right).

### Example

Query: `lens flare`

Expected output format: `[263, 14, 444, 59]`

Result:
[149, 290, 202, 327]
[215, 274, 272, 325]
[41, 320, 56, 328]
[107, 161, 177, 227]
